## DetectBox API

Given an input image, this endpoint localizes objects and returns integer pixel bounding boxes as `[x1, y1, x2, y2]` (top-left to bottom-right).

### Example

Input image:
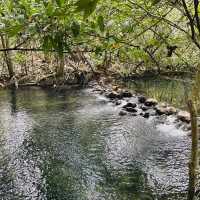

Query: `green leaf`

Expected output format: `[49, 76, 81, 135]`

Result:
[75, 0, 99, 18]
[43, 35, 53, 52]
[147, 38, 159, 46]
[97, 15, 105, 32]
[46, 2, 54, 16]
[131, 49, 146, 60]
[56, 0, 64, 7]
[54, 32, 64, 57]
[71, 21, 80, 37]
[75, 0, 91, 11]
[152, 0, 162, 5]
[95, 46, 103, 55]
[4, 24, 23, 37]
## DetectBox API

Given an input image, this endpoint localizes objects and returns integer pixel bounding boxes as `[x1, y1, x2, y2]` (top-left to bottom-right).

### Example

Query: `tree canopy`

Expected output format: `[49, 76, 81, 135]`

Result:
[0, 0, 200, 77]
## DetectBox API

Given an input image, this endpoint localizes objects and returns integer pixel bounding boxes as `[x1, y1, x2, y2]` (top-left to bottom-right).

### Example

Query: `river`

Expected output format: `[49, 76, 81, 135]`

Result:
[0, 86, 190, 200]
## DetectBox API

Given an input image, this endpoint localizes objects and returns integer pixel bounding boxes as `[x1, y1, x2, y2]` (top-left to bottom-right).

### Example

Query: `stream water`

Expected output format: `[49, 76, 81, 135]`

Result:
[0, 86, 190, 200]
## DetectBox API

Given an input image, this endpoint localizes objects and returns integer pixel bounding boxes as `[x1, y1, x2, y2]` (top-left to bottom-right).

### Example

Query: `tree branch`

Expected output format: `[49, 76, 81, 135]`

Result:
[194, 0, 200, 36]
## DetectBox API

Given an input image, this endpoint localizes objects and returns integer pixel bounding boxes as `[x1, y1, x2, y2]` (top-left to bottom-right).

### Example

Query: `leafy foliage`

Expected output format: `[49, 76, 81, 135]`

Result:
[0, 0, 200, 76]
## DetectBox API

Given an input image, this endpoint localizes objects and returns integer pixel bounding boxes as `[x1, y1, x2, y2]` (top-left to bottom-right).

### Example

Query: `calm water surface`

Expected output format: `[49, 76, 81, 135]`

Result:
[0, 87, 190, 200]
[124, 77, 191, 109]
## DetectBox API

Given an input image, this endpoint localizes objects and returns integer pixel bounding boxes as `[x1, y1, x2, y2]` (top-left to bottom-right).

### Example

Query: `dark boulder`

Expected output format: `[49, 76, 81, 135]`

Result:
[143, 112, 150, 118]
[131, 113, 138, 117]
[123, 102, 137, 109]
[124, 107, 137, 113]
[119, 110, 127, 116]
[115, 100, 122, 106]
[120, 91, 133, 98]
[140, 105, 149, 111]
[93, 86, 104, 92]
[177, 111, 190, 123]
[140, 112, 144, 116]
[106, 91, 121, 99]
[138, 96, 146, 103]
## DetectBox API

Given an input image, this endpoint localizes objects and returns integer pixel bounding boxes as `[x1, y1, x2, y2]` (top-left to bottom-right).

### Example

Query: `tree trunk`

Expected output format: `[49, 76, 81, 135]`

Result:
[187, 99, 199, 200]
[56, 55, 64, 77]
[0, 35, 15, 78]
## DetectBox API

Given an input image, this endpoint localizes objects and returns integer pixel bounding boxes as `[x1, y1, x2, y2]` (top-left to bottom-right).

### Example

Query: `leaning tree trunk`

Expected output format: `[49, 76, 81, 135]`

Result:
[0, 35, 15, 78]
[187, 99, 199, 200]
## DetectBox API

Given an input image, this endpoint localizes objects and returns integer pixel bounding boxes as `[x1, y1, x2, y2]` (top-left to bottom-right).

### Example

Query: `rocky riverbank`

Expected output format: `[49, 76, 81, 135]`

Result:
[89, 78, 196, 134]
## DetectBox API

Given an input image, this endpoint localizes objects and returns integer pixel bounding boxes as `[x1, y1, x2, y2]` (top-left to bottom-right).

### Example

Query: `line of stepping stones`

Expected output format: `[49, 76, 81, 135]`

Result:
[91, 82, 191, 125]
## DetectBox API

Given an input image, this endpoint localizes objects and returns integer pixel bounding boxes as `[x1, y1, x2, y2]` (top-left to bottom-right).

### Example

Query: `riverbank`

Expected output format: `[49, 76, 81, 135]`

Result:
[0, 69, 95, 89]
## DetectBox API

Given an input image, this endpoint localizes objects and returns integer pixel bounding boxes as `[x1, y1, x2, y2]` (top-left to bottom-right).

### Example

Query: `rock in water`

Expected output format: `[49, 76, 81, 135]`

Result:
[155, 104, 177, 115]
[155, 106, 166, 115]
[144, 98, 158, 106]
[119, 110, 127, 116]
[131, 113, 137, 117]
[140, 105, 149, 111]
[177, 111, 190, 123]
[112, 85, 120, 91]
[124, 107, 137, 113]
[138, 96, 146, 103]
[143, 112, 150, 118]
[166, 106, 177, 115]
[123, 102, 137, 109]
[115, 100, 121, 106]
[106, 91, 121, 99]
[120, 91, 133, 98]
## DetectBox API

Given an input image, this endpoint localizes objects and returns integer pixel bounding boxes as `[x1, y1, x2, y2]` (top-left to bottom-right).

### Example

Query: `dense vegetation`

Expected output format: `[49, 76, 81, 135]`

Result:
[1, 0, 200, 81]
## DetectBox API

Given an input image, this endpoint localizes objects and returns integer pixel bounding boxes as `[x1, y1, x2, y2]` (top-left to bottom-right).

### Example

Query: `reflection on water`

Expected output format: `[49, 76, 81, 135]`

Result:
[0, 87, 190, 200]
[124, 77, 191, 109]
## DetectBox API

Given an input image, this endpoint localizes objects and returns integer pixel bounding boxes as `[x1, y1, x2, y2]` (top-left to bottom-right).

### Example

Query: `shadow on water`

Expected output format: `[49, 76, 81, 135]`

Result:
[0, 87, 190, 200]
